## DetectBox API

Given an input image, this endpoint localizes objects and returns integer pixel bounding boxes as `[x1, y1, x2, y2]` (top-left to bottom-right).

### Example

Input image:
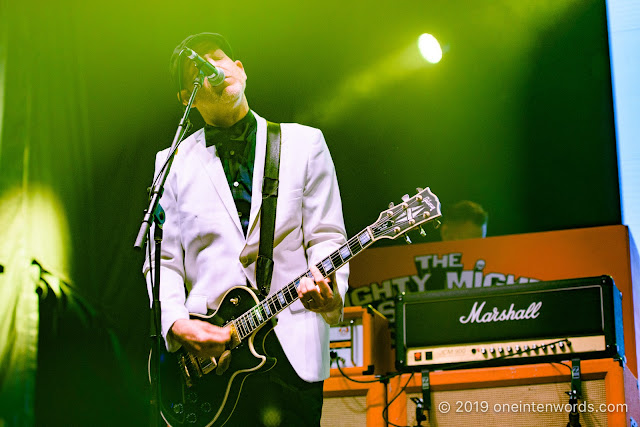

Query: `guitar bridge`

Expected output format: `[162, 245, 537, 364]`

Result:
[178, 351, 220, 387]
[178, 354, 194, 388]
[177, 352, 215, 386]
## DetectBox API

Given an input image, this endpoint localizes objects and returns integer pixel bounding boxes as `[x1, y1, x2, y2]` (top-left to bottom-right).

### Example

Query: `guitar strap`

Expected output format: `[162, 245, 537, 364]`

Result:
[256, 121, 281, 298]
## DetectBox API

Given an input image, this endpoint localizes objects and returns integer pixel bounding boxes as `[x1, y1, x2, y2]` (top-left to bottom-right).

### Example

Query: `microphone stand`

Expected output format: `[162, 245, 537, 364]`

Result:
[566, 359, 582, 427]
[133, 72, 204, 427]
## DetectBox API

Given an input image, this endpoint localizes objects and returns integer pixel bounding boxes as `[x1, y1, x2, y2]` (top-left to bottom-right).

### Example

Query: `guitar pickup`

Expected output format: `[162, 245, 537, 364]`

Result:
[200, 356, 218, 375]
[229, 323, 242, 349]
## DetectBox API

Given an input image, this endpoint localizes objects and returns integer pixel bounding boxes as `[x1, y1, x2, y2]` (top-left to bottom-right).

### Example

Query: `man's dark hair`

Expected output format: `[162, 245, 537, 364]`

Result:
[169, 32, 234, 98]
[444, 200, 488, 226]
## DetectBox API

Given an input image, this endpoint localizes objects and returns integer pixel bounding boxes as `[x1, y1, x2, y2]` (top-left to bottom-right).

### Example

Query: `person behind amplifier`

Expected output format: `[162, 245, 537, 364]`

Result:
[440, 200, 488, 241]
[143, 32, 350, 426]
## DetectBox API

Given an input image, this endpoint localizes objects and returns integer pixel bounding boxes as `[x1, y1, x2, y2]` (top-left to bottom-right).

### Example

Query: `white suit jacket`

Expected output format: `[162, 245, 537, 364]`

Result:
[143, 111, 349, 382]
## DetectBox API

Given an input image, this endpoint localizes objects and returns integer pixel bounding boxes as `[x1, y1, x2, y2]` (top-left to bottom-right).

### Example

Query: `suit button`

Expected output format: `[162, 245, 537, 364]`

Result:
[240, 256, 248, 265]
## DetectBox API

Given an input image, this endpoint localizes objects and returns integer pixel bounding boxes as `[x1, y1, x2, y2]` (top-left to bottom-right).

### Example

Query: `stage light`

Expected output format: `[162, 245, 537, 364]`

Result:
[297, 33, 443, 124]
[418, 34, 442, 64]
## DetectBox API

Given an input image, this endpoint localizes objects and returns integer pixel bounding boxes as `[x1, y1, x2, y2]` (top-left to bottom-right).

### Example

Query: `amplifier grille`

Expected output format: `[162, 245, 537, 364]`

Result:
[321, 395, 367, 427]
[406, 379, 607, 426]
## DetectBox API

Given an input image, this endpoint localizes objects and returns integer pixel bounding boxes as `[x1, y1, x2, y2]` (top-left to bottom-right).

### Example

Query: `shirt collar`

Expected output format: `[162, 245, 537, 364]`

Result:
[204, 112, 257, 148]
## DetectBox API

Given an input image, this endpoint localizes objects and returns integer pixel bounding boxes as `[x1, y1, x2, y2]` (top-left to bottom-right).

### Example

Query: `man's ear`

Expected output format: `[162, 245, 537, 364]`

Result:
[235, 60, 247, 79]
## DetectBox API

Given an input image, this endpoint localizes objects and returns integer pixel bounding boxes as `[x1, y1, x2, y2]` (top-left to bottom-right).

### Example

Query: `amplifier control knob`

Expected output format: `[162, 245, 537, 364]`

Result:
[549, 344, 555, 351]
[523, 345, 529, 351]
[531, 344, 537, 351]
[489, 347, 495, 354]
[481, 348, 487, 355]
[514, 345, 520, 352]
[558, 342, 565, 350]
[497, 347, 503, 354]
[506, 346, 512, 353]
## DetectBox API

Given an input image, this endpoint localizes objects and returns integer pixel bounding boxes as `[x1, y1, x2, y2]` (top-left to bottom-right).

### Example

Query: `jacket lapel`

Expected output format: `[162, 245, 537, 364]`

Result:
[192, 129, 244, 236]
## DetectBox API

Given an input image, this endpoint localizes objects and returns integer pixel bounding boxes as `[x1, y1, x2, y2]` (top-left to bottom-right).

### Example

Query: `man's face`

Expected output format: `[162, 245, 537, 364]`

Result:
[180, 46, 247, 108]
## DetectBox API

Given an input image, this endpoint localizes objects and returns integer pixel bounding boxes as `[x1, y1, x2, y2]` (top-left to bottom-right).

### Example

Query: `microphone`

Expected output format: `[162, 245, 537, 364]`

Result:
[181, 47, 226, 86]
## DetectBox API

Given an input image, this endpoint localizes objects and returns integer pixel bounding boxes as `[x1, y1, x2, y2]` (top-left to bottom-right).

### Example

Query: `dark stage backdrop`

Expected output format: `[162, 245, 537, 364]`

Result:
[0, 0, 620, 425]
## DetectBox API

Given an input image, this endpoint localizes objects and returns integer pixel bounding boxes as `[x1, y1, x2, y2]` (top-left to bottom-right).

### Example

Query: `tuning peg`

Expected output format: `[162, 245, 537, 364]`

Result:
[404, 235, 412, 244]
[388, 202, 395, 208]
[419, 227, 427, 237]
[434, 219, 442, 229]
[401, 194, 410, 202]
[416, 187, 423, 193]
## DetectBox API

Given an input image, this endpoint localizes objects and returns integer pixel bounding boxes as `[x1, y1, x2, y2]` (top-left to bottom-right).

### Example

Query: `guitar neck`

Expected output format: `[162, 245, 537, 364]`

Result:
[231, 228, 375, 340]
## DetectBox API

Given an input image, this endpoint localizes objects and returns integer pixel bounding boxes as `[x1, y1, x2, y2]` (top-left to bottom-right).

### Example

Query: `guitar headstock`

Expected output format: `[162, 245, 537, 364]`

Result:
[369, 187, 442, 242]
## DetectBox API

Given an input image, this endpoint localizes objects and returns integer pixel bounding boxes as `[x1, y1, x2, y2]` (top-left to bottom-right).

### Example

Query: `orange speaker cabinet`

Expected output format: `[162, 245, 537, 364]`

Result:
[322, 374, 387, 427]
[322, 306, 394, 427]
[383, 358, 640, 426]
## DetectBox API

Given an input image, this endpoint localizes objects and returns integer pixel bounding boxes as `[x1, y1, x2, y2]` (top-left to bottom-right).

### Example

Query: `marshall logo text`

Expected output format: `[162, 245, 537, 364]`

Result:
[459, 301, 543, 324]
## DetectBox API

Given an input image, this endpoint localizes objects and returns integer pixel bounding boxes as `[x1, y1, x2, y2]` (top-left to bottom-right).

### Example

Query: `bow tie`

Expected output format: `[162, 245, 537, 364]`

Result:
[204, 114, 257, 161]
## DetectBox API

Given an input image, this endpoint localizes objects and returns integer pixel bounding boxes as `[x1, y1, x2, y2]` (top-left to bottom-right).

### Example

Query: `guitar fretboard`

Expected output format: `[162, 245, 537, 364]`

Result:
[231, 229, 374, 340]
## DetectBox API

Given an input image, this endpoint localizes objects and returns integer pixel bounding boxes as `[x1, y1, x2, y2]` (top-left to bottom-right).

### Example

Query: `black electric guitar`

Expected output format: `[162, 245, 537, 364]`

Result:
[152, 187, 442, 427]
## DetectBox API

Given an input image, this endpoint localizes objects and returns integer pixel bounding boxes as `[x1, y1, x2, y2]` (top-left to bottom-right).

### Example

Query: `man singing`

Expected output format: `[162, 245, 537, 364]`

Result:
[143, 32, 349, 426]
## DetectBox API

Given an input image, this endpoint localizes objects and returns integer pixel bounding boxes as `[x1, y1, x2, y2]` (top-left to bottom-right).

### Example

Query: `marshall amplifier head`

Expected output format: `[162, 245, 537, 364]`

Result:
[395, 275, 624, 370]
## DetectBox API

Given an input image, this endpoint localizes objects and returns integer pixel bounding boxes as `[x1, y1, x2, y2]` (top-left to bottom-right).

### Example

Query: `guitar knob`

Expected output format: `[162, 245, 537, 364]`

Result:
[188, 391, 198, 403]
[186, 413, 197, 424]
[173, 403, 184, 414]
[201, 402, 212, 413]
